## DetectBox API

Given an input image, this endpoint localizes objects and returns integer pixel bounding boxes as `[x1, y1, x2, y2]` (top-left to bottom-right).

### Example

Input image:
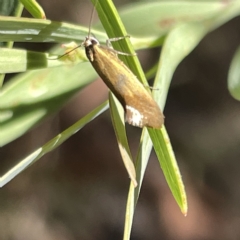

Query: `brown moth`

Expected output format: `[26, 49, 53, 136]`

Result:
[82, 0, 164, 128]
[83, 36, 164, 128]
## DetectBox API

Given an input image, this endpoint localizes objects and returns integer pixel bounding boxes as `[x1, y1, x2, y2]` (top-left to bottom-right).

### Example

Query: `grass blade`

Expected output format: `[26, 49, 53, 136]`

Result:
[0, 101, 108, 187]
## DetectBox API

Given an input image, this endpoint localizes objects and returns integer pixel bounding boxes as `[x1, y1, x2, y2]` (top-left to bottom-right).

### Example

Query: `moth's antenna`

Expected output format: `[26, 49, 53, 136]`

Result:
[88, 0, 97, 37]
[52, 45, 83, 60]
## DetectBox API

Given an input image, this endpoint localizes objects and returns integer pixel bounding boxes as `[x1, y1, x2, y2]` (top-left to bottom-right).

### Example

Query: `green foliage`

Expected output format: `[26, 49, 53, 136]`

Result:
[1, 0, 240, 239]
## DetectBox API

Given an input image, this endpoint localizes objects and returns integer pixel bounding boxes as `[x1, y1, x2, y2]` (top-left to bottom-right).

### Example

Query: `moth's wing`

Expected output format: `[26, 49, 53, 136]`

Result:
[125, 88, 164, 128]
[88, 45, 164, 128]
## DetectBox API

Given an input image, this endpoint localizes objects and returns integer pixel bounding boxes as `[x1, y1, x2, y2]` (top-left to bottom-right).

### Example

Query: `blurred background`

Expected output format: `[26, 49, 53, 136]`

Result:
[1, 0, 240, 239]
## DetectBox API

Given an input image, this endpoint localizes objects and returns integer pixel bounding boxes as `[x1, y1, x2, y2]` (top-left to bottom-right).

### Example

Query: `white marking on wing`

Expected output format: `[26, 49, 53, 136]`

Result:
[126, 105, 144, 127]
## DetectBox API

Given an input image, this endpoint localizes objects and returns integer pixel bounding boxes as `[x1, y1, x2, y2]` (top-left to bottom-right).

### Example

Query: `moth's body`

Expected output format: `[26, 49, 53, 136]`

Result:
[83, 37, 164, 128]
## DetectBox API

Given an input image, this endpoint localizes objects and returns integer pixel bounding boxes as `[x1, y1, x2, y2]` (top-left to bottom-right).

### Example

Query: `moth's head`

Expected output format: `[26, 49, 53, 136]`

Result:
[83, 36, 99, 48]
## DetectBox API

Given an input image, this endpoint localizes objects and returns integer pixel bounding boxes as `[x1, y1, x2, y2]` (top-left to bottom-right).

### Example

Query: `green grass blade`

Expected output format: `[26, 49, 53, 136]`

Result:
[0, 101, 108, 187]
[0, 62, 97, 146]
[119, 1, 226, 36]
[0, 16, 106, 43]
[0, 48, 68, 73]
[109, 93, 137, 187]
[228, 46, 240, 100]
[0, 0, 23, 86]
[0, 0, 19, 16]
[20, 0, 46, 19]
[150, 20, 204, 209]
[131, 21, 207, 218]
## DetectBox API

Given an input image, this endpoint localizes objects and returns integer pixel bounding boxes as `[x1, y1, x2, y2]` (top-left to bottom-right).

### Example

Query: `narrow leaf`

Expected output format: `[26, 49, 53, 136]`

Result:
[228, 46, 240, 100]
[109, 93, 137, 187]
[20, 0, 46, 19]
[0, 101, 108, 187]
[0, 48, 67, 73]
[0, 62, 97, 146]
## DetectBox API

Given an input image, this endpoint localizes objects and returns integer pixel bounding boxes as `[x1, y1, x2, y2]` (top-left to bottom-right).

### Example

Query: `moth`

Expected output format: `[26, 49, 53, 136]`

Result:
[83, 35, 164, 128]
[68, 0, 164, 129]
